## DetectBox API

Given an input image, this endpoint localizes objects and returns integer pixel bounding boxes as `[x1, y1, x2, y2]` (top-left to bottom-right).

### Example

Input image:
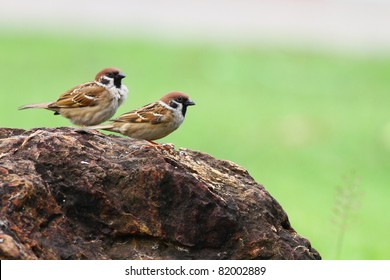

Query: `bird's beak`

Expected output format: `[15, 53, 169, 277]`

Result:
[185, 99, 195, 106]
[116, 72, 126, 79]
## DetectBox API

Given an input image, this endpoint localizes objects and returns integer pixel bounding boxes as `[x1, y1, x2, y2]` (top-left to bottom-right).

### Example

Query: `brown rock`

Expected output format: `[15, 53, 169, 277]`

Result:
[0, 127, 320, 259]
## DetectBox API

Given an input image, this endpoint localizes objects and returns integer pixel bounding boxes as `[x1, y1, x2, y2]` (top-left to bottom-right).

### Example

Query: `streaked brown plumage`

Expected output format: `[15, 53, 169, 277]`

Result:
[18, 67, 128, 126]
[86, 91, 195, 140]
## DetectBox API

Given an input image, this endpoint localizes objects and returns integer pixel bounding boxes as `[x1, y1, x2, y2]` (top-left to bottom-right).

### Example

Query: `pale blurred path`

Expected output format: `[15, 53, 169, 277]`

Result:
[1, 0, 390, 54]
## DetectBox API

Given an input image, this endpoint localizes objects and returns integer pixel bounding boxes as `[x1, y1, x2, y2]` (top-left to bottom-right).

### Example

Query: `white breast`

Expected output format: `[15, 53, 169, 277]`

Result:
[108, 85, 128, 106]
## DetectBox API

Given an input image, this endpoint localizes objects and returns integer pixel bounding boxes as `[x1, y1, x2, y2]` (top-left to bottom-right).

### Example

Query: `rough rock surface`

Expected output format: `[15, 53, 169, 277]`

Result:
[0, 127, 320, 260]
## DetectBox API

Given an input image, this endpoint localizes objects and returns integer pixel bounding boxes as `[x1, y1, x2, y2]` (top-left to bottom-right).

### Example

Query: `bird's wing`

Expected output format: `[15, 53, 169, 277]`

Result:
[113, 102, 167, 125]
[49, 82, 106, 108]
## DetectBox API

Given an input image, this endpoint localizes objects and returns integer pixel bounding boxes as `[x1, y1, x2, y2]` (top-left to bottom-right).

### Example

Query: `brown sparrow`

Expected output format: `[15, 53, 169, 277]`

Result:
[18, 67, 128, 126]
[87, 91, 195, 140]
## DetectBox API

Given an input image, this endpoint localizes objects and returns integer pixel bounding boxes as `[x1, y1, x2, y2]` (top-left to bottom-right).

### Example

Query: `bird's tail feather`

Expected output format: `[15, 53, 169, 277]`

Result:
[84, 124, 114, 131]
[18, 102, 51, 110]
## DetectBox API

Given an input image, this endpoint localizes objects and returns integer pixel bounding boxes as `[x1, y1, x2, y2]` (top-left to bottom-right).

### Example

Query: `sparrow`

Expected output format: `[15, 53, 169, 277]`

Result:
[18, 67, 128, 126]
[86, 91, 195, 141]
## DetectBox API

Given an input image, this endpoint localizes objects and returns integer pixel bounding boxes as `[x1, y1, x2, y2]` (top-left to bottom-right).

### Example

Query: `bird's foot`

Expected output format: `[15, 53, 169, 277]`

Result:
[141, 141, 176, 155]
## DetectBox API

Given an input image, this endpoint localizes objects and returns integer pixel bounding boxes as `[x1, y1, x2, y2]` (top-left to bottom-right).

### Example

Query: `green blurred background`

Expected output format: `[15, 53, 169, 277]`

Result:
[1, 0, 390, 260]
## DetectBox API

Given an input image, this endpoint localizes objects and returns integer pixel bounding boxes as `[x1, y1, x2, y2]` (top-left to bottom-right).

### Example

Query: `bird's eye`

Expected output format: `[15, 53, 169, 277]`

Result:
[106, 72, 115, 78]
[176, 97, 184, 103]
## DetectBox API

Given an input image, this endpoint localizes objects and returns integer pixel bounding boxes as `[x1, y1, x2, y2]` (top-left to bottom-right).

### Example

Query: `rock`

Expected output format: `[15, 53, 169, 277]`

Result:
[0, 127, 320, 260]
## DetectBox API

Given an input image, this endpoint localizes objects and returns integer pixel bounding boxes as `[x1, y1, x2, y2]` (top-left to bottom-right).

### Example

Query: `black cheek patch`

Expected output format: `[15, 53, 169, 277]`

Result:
[100, 78, 110, 85]
[170, 101, 178, 109]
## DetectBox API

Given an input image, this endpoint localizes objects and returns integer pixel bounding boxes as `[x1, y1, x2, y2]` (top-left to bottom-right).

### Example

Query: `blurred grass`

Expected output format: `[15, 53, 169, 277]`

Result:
[1, 31, 390, 259]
